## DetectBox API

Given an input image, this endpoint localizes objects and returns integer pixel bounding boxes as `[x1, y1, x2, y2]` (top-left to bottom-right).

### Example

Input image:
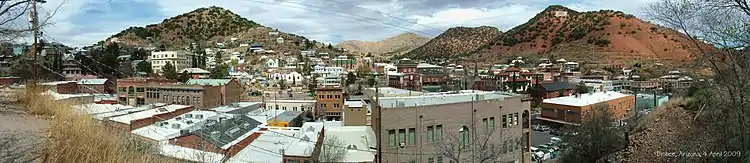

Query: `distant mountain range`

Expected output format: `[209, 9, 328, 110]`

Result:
[338, 33, 430, 60]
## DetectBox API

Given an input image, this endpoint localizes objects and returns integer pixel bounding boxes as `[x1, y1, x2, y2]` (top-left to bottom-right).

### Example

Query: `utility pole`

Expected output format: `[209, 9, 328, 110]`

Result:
[374, 73, 382, 163]
[31, 0, 41, 84]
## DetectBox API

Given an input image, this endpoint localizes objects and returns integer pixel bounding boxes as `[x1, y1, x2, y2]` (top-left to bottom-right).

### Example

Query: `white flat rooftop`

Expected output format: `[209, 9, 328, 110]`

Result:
[131, 110, 226, 141]
[542, 91, 632, 107]
[226, 130, 299, 163]
[159, 144, 224, 163]
[378, 91, 514, 108]
[109, 104, 191, 124]
[74, 103, 133, 115]
[345, 101, 365, 108]
[210, 102, 262, 113]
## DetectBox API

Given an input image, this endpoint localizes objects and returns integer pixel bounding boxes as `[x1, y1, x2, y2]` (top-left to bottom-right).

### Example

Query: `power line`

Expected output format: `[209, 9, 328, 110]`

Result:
[323, 0, 444, 33]
[246, 0, 438, 36]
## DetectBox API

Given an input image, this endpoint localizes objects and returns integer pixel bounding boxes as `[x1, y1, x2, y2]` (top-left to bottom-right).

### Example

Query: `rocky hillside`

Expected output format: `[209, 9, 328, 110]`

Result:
[106, 6, 313, 53]
[338, 33, 429, 60]
[484, 5, 698, 65]
[401, 26, 501, 60]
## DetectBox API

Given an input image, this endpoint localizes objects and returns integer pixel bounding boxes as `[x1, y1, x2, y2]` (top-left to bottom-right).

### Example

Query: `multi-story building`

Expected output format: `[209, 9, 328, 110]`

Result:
[474, 67, 542, 92]
[539, 91, 635, 125]
[331, 55, 356, 70]
[311, 65, 345, 86]
[105, 104, 195, 134]
[315, 86, 344, 121]
[388, 58, 422, 91]
[116, 78, 177, 106]
[143, 79, 243, 109]
[263, 100, 316, 112]
[657, 71, 693, 91]
[150, 51, 192, 75]
[371, 91, 532, 163]
[625, 79, 662, 92]
[417, 63, 447, 92]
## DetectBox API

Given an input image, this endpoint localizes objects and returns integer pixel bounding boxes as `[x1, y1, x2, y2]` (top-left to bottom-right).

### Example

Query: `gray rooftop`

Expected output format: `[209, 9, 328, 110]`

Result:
[195, 115, 261, 148]
[275, 111, 303, 122]
[378, 91, 517, 108]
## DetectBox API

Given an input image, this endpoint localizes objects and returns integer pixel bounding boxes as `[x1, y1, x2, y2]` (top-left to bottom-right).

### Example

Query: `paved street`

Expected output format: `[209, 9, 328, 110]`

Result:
[532, 130, 554, 146]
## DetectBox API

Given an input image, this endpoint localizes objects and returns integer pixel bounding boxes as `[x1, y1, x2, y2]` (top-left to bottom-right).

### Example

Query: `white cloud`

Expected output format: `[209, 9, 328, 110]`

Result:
[30, 0, 656, 47]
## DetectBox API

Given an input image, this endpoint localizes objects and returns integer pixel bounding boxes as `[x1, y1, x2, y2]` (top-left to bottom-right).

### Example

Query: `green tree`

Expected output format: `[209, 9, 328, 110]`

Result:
[575, 82, 589, 94]
[136, 61, 153, 74]
[101, 43, 121, 78]
[230, 59, 239, 66]
[560, 103, 624, 163]
[178, 70, 191, 82]
[308, 75, 318, 95]
[279, 79, 287, 90]
[162, 62, 178, 79]
[346, 71, 357, 86]
[209, 64, 229, 79]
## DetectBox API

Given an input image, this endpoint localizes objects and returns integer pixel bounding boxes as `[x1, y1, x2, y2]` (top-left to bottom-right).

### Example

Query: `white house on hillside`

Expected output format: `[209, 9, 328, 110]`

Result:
[266, 59, 279, 68]
[150, 51, 192, 75]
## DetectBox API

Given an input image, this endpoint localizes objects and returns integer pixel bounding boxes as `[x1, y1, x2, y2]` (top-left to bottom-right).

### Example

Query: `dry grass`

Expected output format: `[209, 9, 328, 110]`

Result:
[16, 86, 180, 163]
[631, 97, 687, 134]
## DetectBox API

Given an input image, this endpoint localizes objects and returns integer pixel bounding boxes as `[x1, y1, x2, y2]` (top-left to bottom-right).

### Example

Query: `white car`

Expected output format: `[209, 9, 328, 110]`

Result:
[550, 137, 562, 144]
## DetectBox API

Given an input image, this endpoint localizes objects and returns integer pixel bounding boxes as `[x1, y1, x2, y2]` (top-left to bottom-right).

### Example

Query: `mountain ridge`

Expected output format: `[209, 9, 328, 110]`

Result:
[338, 33, 430, 60]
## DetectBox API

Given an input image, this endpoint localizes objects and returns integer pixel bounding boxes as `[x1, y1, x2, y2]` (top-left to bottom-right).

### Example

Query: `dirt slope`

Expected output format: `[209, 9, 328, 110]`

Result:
[401, 26, 501, 60]
[486, 5, 698, 65]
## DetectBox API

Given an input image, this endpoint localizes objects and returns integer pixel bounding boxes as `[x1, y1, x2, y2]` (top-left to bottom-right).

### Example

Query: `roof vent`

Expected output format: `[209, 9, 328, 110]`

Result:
[171, 123, 181, 129]
[195, 114, 204, 119]
[184, 114, 193, 118]
[210, 131, 221, 140]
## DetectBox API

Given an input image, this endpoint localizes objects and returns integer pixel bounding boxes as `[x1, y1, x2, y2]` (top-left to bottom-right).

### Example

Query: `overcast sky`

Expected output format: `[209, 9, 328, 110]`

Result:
[33, 0, 656, 47]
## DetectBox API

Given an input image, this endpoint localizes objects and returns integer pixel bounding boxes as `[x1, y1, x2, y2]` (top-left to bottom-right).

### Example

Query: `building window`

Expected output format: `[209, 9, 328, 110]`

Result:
[513, 113, 519, 126]
[436, 125, 443, 140]
[428, 157, 434, 163]
[459, 126, 469, 147]
[510, 114, 516, 126]
[482, 118, 488, 131]
[489, 117, 495, 132]
[333, 104, 339, 108]
[427, 126, 434, 142]
[118, 87, 126, 93]
[321, 103, 327, 108]
[408, 128, 415, 145]
[327, 95, 332, 99]
[388, 129, 397, 147]
[136, 88, 145, 92]
[293, 107, 298, 111]
[398, 129, 406, 144]
[502, 115, 507, 128]
[436, 156, 443, 163]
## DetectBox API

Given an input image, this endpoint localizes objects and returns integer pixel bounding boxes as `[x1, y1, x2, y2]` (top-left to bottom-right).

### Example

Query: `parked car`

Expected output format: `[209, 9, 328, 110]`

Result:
[539, 126, 550, 132]
[550, 137, 562, 144]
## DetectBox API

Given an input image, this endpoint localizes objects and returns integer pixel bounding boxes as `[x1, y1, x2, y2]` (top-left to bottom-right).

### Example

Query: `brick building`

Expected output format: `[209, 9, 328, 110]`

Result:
[539, 91, 635, 125]
[388, 58, 422, 92]
[372, 91, 532, 163]
[539, 82, 575, 99]
[473, 67, 543, 92]
[417, 63, 447, 92]
[77, 78, 114, 94]
[117, 78, 177, 106]
[316, 86, 344, 121]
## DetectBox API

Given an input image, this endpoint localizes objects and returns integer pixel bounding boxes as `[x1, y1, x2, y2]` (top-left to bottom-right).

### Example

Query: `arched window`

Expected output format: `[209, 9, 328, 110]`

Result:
[128, 86, 135, 95]
[459, 126, 469, 148]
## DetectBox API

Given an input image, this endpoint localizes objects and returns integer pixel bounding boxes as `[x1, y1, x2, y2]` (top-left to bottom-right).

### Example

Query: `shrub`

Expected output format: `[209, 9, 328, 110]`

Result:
[16, 86, 180, 163]
[594, 39, 611, 47]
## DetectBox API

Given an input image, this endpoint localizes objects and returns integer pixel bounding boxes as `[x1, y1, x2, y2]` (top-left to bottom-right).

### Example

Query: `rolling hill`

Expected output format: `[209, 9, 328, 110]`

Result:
[338, 33, 430, 60]
[105, 6, 316, 54]
[404, 5, 701, 66]
[401, 26, 501, 60]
